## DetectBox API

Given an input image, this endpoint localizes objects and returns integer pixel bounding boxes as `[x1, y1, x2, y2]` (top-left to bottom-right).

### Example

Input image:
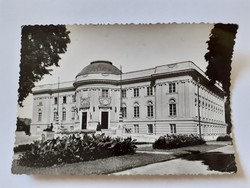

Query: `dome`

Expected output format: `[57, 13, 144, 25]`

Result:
[76, 60, 121, 77]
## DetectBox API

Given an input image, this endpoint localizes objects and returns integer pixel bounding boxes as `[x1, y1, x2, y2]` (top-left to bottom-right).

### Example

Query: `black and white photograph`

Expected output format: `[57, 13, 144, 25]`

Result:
[12, 23, 238, 175]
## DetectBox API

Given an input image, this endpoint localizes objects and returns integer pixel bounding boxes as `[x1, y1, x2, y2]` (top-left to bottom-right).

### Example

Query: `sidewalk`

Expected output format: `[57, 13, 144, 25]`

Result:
[113, 144, 235, 175]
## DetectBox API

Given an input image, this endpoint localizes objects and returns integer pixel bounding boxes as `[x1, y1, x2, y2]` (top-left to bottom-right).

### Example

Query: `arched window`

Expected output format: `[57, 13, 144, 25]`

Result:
[38, 109, 42, 122]
[169, 98, 176, 116]
[53, 108, 58, 121]
[121, 103, 127, 118]
[62, 107, 66, 121]
[71, 107, 75, 120]
[134, 102, 140, 118]
[147, 101, 153, 117]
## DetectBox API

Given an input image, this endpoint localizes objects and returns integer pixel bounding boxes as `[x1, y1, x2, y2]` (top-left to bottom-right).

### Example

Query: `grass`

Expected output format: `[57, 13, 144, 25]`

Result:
[137, 144, 225, 155]
[12, 153, 174, 175]
[12, 143, 226, 175]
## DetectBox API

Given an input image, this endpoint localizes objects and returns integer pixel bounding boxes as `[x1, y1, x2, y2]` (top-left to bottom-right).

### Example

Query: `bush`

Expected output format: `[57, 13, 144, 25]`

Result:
[216, 135, 232, 141]
[152, 134, 205, 149]
[14, 144, 32, 153]
[17, 134, 137, 167]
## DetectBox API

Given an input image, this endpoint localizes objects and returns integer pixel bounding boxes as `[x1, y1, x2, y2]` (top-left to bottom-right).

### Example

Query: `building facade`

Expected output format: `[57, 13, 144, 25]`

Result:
[31, 60, 227, 140]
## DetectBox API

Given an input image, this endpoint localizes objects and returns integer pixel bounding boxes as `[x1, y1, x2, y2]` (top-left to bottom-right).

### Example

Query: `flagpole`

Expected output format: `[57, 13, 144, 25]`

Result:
[120, 65, 123, 123]
[56, 77, 60, 132]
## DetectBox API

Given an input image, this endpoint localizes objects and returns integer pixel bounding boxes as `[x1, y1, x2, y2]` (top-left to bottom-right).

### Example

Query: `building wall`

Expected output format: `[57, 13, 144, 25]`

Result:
[30, 61, 227, 139]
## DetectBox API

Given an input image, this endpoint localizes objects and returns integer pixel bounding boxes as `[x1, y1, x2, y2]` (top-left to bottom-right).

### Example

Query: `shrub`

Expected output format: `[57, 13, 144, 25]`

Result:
[216, 135, 232, 141]
[152, 134, 205, 149]
[17, 134, 137, 167]
[14, 144, 32, 153]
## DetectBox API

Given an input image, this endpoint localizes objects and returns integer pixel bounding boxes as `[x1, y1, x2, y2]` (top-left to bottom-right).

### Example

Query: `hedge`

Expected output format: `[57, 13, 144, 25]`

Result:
[216, 135, 232, 141]
[152, 134, 206, 149]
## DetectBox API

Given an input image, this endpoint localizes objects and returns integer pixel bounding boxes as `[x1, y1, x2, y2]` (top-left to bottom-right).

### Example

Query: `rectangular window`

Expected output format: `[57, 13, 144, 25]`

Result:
[147, 106, 154, 117]
[38, 112, 42, 122]
[122, 89, 126, 98]
[170, 124, 176, 134]
[121, 107, 127, 118]
[72, 95, 76, 102]
[148, 124, 153, 134]
[102, 89, 109, 98]
[38, 101, 43, 106]
[134, 124, 139, 133]
[62, 111, 66, 121]
[147, 87, 153, 96]
[134, 106, 139, 118]
[169, 104, 176, 116]
[134, 88, 139, 97]
[54, 97, 58, 105]
[63, 96, 67, 104]
[169, 83, 176, 93]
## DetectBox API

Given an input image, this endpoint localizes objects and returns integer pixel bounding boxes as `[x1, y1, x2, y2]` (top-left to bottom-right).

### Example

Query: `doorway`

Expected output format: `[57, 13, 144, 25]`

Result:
[81, 112, 87, 129]
[101, 111, 109, 129]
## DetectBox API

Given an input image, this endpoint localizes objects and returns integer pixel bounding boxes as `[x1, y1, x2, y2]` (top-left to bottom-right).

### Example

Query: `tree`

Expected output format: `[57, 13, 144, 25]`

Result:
[204, 23, 238, 133]
[18, 25, 71, 106]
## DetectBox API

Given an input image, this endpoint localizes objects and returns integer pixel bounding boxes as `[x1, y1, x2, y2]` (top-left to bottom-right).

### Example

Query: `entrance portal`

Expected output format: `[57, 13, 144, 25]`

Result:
[81, 112, 87, 129]
[101, 111, 108, 129]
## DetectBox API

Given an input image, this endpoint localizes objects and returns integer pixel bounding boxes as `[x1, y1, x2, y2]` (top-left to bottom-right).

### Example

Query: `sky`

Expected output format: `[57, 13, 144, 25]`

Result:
[18, 24, 213, 118]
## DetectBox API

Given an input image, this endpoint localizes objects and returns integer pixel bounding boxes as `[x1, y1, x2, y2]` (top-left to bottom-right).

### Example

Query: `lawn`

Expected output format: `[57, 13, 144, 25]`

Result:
[137, 144, 226, 155]
[12, 143, 225, 175]
[12, 153, 174, 175]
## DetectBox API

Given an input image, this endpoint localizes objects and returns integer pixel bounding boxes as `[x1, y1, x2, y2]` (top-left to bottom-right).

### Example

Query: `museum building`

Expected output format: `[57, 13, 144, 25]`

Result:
[31, 60, 227, 140]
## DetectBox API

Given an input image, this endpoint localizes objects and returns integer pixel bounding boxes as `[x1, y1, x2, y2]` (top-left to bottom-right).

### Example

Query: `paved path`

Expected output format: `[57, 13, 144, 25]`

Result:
[112, 145, 234, 175]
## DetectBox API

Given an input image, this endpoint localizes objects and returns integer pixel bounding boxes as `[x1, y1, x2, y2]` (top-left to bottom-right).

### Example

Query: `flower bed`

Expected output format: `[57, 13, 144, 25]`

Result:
[17, 133, 137, 167]
[152, 134, 205, 149]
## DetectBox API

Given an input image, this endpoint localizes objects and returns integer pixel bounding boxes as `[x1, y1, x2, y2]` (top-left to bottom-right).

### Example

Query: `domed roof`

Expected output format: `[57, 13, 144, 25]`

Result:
[76, 60, 121, 77]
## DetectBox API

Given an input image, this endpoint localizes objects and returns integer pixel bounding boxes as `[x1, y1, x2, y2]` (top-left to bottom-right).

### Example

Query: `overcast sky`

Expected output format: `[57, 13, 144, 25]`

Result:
[18, 23, 213, 118]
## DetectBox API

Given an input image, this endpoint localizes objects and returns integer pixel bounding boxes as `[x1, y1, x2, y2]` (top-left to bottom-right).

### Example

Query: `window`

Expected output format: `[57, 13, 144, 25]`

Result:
[38, 101, 43, 106]
[147, 87, 153, 96]
[147, 101, 153, 117]
[54, 112, 58, 121]
[53, 108, 58, 121]
[170, 124, 176, 134]
[54, 97, 58, 105]
[62, 108, 66, 121]
[121, 103, 127, 118]
[71, 107, 75, 120]
[134, 88, 139, 97]
[72, 95, 76, 102]
[134, 102, 140, 118]
[121, 107, 127, 118]
[63, 96, 67, 104]
[169, 83, 176, 93]
[134, 124, 139, 133]
[102, 89, 109, 98]
[38, 109, 42, 122]
[122, 89, 126, 98]
[169, 98, 176, 116]
[148, 124, 153, 134]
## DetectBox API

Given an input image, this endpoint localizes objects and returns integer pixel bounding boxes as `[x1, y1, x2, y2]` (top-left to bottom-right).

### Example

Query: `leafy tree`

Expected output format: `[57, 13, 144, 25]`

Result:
[205, 23, 238, 133]
[18, 25, 71, 106]
[205, 23, 238, 95]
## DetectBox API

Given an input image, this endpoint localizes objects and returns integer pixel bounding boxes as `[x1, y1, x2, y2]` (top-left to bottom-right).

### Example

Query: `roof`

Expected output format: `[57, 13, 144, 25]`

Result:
[76, 60, 122, 77]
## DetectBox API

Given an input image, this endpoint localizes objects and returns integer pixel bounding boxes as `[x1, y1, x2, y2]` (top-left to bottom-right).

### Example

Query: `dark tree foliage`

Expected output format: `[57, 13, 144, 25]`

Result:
[205, 23, 238, 133]
[18, 25, 71, 106]
[205, 23, 238, 95]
